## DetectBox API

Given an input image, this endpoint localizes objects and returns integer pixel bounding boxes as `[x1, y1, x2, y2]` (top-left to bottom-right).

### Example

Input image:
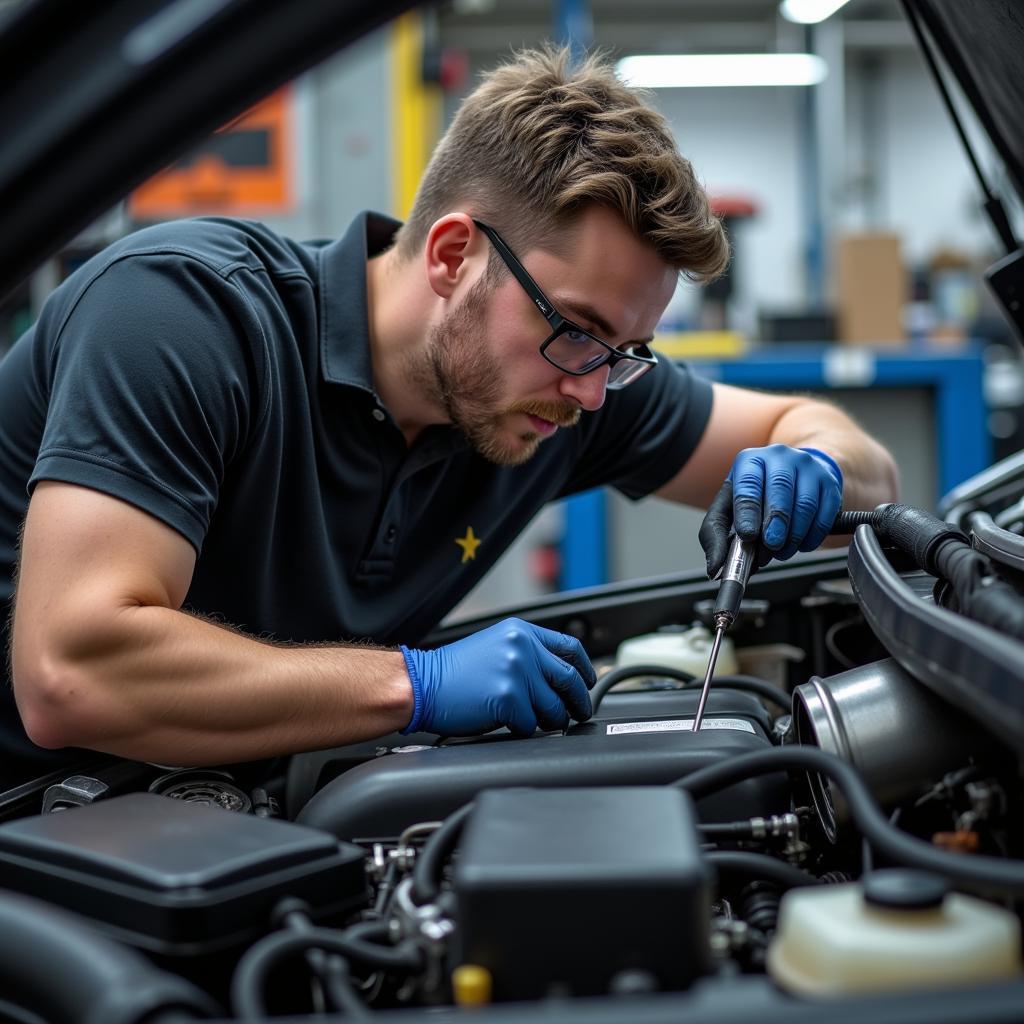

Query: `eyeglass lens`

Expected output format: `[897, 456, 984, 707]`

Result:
[545, 329, 652, 386]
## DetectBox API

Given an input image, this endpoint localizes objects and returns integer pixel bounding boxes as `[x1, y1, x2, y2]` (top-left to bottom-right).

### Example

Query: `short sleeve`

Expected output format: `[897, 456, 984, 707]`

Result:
[558, 357, 714, 501]
[29, 252, 264, 553]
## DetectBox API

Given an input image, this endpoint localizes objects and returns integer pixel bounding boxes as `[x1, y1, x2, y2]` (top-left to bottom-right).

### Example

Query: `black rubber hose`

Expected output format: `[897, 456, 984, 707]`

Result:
[590, 664, 789, 714]
[0, 890, 219, 1023]
[700, 821, 761, 839]
[830, 504, 969, 576]
[932, 537, 1024, 640]
[231, 928, 422, 1020]
[411, 800, 475, 905]
[838, 503, 1024, 639]
[322, 956, 371, 1019]
[590, 664, 694, 709]
[711, 675, 791, 711]
[830, 510, 876, 532]
[344, 919, 392, 943]
[677, 747, 1024, 897]
[706, 851, 819, 890]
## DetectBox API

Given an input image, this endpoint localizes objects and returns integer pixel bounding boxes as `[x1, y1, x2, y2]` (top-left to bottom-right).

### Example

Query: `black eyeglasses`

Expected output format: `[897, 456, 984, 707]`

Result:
[472, 219, 658, 390]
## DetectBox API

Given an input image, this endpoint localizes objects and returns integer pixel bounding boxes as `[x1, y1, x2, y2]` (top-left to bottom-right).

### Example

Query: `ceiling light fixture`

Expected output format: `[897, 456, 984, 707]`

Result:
[615, 53, 828, 89]
[779, 0, 852, 24]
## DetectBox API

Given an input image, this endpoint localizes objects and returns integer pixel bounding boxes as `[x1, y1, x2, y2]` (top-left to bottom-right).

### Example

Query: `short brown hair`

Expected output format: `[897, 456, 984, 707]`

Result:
[394, 45, 729, 283]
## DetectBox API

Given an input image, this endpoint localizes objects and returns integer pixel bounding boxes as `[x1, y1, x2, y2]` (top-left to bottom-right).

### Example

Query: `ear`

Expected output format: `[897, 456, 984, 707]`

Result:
[424, 213, 485, 299]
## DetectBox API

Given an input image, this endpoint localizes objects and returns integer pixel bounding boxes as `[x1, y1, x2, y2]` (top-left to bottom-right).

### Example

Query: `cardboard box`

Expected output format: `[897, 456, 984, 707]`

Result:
[834, 233, 906, 345]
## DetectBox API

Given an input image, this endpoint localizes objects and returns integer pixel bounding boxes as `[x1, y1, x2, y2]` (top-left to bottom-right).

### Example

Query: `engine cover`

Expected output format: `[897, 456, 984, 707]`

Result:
[0, 792, 368, 956]
[298, 689, 787, 840]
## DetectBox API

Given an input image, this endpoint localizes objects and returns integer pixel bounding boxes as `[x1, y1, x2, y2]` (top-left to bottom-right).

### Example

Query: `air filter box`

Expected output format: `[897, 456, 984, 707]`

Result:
[0, 792, 368, 956]
[452, 787, 712, 999]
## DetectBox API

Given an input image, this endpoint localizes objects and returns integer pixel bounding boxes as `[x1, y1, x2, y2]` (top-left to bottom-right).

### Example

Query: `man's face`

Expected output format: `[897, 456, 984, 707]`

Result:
[425, 206, 677, 466]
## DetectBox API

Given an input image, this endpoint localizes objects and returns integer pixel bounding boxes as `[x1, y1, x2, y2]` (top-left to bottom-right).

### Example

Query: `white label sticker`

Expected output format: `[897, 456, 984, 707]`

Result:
[823, 349, 876, 388]
[606, 718, 755, 735]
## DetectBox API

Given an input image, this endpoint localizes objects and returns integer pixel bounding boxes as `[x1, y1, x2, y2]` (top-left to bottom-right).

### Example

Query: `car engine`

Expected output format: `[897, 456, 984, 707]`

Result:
[1, 476, 1024, 1023]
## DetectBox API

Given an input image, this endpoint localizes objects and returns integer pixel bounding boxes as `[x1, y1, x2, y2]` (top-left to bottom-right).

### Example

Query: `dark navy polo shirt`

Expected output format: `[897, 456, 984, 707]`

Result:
[0, 211, 712, 780]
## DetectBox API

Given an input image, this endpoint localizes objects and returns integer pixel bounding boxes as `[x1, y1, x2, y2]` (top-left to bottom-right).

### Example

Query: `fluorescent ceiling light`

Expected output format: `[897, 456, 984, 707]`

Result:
[779, 0, 852, 24]
[616, 54, 828, 89]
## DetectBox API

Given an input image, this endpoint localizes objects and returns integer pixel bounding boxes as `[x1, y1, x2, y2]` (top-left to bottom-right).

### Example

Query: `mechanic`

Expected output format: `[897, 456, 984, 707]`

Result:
[0, 48, 898, 785]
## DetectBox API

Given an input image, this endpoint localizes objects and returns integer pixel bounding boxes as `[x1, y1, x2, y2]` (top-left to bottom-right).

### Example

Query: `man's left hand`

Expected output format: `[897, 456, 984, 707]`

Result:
[699, 445, 844, 578]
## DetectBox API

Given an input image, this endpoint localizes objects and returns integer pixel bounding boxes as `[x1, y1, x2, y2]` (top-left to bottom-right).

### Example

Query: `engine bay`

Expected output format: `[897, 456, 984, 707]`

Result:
[1, 491, 1024, 1023]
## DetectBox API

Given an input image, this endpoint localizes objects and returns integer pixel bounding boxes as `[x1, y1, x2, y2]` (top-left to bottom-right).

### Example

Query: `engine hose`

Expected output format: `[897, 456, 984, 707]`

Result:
[834, 504, 1024, 639]
[345, 919, 392, 943]
[706, 851, 818, 891]
[831, 504, 969, 576]
[0, 890, 219, 1023]
[830, 510, 876, 532]
[590, 664, 790, 714]
[231, 928, 422, 1020]
[677, 747, 1024, 897]
[738, 881, 783, 933]
[322, 956, 371, 1019]
[931, 537, 1024, 640]
[411, 800, 476, 905]
[700, 821, 762, 839]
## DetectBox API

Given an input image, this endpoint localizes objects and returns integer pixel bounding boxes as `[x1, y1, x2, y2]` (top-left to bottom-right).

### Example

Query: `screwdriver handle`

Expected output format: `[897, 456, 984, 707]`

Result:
[714, 535, 756, 627]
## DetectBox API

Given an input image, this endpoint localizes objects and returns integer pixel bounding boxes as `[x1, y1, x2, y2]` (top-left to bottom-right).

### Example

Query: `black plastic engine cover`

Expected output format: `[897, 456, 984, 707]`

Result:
[0, 792, 368, 956]
[285, 688, 773, 818]
[297, 692, 787, 841]
[453, 787, 713, 999]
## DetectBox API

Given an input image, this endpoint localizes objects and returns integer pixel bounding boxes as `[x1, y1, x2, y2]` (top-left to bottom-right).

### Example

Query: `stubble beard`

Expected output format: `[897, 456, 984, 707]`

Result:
[410, 278, 581, 466]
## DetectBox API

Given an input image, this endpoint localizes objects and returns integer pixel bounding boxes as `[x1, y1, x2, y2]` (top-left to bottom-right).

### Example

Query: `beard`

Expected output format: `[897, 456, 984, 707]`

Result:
[410, 276, 581, 466]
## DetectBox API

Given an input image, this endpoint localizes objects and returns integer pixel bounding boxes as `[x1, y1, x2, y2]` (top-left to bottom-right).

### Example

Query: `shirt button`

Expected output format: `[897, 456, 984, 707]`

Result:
[372, 409, 386, 422]
[385, 525, 398, 543]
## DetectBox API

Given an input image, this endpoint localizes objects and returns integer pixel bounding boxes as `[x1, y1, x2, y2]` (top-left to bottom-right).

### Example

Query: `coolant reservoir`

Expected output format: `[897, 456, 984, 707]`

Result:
[615, 624, 738, 679]
[768, 870, 1021, 996]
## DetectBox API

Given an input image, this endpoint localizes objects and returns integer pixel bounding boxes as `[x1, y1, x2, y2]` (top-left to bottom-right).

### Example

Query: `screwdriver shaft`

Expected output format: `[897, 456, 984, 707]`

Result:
[692, 624, 725, 731]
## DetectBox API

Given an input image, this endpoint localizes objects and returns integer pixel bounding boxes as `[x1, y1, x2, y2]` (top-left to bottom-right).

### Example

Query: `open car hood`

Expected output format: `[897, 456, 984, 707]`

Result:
[908, 0, 1024, 205]
[0, 0, 417, 301]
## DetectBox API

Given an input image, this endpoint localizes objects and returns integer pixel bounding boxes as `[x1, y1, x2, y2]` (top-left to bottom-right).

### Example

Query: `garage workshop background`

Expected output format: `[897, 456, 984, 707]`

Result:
[2, 0, 1020, 619]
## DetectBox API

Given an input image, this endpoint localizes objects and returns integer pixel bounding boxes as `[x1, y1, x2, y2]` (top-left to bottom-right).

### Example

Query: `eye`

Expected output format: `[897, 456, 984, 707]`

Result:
[563, 328, 592, 346]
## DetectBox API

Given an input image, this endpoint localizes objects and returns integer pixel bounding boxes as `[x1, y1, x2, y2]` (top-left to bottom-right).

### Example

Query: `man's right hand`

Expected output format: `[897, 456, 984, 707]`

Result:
[400, 618, 596, 737]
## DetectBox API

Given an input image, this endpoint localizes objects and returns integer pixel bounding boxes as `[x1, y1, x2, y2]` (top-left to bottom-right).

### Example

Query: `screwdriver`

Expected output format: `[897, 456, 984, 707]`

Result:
[692, 534, 756, 732]
[691, 509, 873, 731]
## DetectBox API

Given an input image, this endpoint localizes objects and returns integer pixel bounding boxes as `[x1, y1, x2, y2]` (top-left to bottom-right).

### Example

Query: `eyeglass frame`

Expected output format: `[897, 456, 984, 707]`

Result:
[471, 219, 659, 390]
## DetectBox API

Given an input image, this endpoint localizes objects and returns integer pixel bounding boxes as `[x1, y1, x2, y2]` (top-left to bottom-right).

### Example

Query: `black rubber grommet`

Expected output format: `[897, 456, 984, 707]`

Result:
[863, 869, 949, 911]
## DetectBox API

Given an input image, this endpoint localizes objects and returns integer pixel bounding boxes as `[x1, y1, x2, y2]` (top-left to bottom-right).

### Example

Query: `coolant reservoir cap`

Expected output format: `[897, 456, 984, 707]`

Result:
[863, 869, 949, 911]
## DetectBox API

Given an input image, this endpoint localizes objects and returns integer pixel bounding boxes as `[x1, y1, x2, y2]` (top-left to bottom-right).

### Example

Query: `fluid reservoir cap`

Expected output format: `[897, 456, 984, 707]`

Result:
[863, 869, 949, 911]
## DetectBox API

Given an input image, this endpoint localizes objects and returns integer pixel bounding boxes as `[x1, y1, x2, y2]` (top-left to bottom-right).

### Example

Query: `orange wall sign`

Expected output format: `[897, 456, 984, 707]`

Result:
[130, 87, 293, 218]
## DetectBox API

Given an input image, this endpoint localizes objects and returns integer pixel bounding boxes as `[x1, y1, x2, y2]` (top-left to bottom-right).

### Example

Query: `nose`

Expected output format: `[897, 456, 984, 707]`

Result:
[557, 365, 609, 412]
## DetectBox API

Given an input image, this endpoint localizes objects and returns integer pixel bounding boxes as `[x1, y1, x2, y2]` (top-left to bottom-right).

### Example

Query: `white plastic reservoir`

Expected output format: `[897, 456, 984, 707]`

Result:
[768, 870, 1021, 996]
[614, 624, 738, 679]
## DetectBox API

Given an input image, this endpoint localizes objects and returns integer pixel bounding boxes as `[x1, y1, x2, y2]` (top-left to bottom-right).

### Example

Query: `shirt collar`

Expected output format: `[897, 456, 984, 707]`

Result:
[316, 210, 402, 390]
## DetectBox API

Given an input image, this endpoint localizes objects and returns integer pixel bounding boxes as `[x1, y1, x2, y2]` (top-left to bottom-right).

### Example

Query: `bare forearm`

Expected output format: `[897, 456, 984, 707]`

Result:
[15, 605, 414, 765]
[769, 400, 900, 510]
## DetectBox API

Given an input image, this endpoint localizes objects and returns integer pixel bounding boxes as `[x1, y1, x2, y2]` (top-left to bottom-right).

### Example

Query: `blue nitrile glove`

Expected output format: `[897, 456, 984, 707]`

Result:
[698, 445, 844, 578]
[400, 618, 596, 737]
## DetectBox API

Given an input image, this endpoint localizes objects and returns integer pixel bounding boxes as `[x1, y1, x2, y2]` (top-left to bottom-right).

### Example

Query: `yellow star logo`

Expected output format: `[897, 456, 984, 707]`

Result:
[455, 526, 482, 563]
